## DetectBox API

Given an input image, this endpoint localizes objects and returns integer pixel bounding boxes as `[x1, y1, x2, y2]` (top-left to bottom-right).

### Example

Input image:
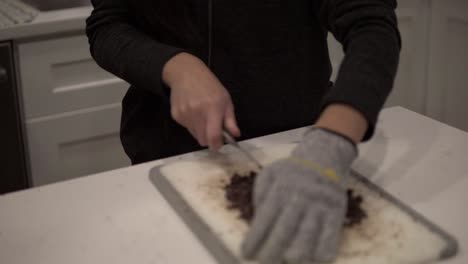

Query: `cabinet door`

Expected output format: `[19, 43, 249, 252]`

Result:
[26, 104, 131, 186]
[18, 35, 128, 119]
[426, 0, 468, 132]
[327, 0, 431, 113]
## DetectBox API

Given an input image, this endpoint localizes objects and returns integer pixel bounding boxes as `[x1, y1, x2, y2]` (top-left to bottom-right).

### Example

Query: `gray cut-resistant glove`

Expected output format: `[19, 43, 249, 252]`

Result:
[241, 128, 358, 264]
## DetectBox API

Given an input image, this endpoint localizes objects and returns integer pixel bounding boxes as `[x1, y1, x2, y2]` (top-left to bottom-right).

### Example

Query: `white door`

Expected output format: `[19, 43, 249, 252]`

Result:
[327, 0, 431, 114]
[388, 0, 431, 113]
[426, 0, 468, 132]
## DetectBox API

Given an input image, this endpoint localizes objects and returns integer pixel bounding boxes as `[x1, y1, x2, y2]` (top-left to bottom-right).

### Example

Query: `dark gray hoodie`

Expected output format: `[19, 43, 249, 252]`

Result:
[86, 0, 401, 164]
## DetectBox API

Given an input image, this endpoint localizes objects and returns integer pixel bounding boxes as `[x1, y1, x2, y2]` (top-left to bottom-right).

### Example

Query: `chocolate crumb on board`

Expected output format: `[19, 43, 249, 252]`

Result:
[224, 172, 367, 227]
[345, 189, 367, 227]
[225, 172, 257, 221]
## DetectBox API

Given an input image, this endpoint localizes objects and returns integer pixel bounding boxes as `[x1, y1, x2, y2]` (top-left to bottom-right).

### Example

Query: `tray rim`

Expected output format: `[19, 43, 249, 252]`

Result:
[349, 170, 458, 259]
[149, 165, 240, 264]
[149, 164, 459, 263]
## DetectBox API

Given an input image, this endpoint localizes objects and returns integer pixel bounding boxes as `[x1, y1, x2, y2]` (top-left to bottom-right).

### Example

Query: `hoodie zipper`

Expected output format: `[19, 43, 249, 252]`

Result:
[208, 0, 213, 68]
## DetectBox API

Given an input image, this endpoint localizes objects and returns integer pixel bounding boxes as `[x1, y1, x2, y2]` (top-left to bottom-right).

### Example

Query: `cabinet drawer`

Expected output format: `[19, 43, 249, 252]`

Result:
[26, 104, 131, 186]
[18, 34, 128, 119]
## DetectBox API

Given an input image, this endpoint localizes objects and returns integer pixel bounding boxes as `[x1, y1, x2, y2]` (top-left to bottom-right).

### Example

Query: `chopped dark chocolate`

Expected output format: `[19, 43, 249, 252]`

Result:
[225, 172, 256, 222]
[224, 171, 367, 227]
[344, 189, 367, 227]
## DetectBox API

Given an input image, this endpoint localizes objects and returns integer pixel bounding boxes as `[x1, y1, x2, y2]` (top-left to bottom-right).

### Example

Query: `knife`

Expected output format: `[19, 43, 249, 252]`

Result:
[222, 130, 263, 169]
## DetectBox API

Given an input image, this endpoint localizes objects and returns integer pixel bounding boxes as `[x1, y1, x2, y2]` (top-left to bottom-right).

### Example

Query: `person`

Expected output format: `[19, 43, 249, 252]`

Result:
[86, 0, 400, 263]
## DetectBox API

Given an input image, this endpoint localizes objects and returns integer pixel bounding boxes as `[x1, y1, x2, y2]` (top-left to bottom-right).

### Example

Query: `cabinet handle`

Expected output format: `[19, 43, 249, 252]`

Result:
[0, 66, 8, 83]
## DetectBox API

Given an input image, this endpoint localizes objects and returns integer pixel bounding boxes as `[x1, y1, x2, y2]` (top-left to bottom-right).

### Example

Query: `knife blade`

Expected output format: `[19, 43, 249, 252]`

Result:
[222, 131, 263, 169]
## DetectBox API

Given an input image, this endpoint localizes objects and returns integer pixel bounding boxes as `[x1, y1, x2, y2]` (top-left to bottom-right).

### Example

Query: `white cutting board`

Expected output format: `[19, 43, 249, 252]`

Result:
[150, 144, 457, 264]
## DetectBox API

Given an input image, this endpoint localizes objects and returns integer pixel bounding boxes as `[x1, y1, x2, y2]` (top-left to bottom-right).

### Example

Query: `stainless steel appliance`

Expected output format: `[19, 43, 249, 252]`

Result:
[0, 41, 29, 194]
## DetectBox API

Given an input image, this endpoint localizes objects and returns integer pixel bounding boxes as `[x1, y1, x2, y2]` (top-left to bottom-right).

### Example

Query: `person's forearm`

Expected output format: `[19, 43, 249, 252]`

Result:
[315, 0, 401, 140]
[314, 104, 368, 144]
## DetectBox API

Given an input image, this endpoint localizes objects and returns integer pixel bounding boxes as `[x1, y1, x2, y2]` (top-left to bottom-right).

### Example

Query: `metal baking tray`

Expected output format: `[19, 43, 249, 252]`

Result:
[150, 165, 458, 264]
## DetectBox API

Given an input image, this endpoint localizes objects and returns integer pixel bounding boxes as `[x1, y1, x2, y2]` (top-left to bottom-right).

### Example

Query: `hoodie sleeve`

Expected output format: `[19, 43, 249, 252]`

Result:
[315, 0, 402, 140]
[86, 0, 185, 96]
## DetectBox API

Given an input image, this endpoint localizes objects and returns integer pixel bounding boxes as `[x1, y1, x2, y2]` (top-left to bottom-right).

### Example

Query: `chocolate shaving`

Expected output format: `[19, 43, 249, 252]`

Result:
[224, 171, 367, 227]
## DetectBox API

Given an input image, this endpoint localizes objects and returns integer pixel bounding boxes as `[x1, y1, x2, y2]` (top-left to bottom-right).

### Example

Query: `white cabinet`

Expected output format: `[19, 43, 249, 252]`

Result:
[17, 34, 131, 186]
[426, 0, 468, 131]
[18, 35, 128, 118]
[26, 105, 129, 186]
[327, 0, 468, 132]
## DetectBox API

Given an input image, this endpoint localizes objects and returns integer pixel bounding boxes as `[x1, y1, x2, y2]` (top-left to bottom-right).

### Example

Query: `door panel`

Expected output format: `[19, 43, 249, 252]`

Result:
[426, 0, 468, 132]
[26, 104, 131, 186]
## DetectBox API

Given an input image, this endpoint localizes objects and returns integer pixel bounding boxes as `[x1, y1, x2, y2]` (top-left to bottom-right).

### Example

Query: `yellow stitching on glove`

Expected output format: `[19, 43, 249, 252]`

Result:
[288, 157, 340, 183]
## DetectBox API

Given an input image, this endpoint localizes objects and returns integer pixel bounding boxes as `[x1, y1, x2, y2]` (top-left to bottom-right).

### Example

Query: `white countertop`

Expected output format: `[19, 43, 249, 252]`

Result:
[1, 106, 467, 264]
[0, 6, 91, 41]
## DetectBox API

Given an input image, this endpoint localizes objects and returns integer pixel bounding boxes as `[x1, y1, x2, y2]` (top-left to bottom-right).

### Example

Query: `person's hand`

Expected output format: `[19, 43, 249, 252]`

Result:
[241, 128, 357, 264]
[162, 52, 240, 150]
